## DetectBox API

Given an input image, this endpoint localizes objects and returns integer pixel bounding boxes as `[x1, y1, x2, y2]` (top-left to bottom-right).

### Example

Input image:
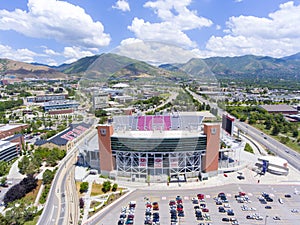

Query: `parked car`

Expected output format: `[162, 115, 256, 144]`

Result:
[219, 206, 226, 213]
[273, 216, 281, 220]
[237, 175, 245, 180]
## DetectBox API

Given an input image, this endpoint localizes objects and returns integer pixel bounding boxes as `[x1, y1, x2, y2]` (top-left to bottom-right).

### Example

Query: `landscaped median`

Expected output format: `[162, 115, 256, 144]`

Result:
[76, 179, 128, 225]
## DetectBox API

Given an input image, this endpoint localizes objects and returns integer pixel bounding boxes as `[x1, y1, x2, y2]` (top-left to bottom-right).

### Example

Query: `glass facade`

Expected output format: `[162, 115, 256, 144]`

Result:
[111, 136, 207, 181]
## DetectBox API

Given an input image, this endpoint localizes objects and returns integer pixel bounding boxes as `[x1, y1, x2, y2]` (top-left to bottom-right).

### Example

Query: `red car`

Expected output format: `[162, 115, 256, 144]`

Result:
[197, 194, 205, 200]
[169, 200, 176, 206]
[202, 208, 209, 212]
[239, 192, 246, 196]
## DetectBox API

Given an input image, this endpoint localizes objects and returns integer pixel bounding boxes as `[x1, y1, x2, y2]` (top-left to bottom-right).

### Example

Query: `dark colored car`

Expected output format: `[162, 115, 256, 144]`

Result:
[222, 218, 230, 222]
[265, 206, 272, 209]
[219, 206, 226, 213]
[237, 175, 245, 180]
[178, 211, 185, 217]
[118, 219, 125, 225]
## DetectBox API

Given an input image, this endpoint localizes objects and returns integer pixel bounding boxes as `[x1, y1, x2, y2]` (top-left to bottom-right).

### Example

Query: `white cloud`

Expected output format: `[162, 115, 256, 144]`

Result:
[0, 0, 111, 49]
[113, 39, 200, 65]
[0, 44, 37, 62]
[63, 46, 95, 64]
[128, 0, 212, 48]
[43, 48, 60, 56]
[205, 1, 300, 57]
[112, 0, 130, 12]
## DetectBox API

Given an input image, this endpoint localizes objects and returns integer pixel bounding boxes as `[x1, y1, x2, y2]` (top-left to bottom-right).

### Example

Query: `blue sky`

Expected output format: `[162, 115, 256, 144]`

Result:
[1, 0, 300, 65]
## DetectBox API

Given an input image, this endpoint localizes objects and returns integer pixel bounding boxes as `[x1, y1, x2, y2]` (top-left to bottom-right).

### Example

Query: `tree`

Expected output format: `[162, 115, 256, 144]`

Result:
[79, 198, 85, 209]
[0, 161, 10, 176]
[292, 129, 299, 138]
[271, 124, 280, 136]
[102, 180, 111, 193]
[112, 183, 118, 192]
[43, 169, 55, 185]
[80, 182, 89, 193]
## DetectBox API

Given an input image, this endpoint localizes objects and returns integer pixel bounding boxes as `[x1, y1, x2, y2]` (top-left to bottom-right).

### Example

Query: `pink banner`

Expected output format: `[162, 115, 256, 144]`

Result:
[154, 158, 163, 168]
[139, 157, 147, 168]
[170, 158, 178, 168]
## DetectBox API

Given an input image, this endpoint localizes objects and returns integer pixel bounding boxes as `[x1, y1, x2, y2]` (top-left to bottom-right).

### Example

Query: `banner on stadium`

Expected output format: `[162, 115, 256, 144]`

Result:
[170, 158, 178, 168]
[139, 157, 147, 168]
[154, 157, 163, 168]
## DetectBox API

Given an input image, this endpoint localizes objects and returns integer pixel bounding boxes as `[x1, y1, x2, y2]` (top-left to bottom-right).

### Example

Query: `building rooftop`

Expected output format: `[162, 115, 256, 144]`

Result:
[0, 124, 27, 132]
[112, 129, 205, 139]
[260, 104, 298, 113]
[0, 140, 17, 152]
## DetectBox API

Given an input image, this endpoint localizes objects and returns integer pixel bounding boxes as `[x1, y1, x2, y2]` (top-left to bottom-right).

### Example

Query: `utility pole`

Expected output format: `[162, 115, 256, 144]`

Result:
[265, 215, 269, 225]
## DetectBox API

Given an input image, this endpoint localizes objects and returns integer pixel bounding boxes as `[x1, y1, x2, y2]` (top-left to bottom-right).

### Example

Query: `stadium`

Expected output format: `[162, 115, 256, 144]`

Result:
[97, 113, 221, 182]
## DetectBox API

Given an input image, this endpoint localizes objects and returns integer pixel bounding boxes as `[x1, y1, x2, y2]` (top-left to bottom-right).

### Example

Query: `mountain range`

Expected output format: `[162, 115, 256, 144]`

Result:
[0, 58, 67, 80]
[1, 52, 300, 86]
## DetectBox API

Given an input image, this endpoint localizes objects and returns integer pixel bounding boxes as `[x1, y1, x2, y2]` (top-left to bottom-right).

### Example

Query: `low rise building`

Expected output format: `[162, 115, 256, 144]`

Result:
[42, 100, 79, 112]
[260, 104, 298, 115]
[0, 123, 28, 139]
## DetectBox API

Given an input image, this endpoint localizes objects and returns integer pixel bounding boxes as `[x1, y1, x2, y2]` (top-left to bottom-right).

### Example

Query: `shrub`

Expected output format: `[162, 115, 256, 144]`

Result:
[79, 198, 84, 209]
[80, 182, 89, 193]
[112, 183, 118, 192]
[101, 180, 111, 193]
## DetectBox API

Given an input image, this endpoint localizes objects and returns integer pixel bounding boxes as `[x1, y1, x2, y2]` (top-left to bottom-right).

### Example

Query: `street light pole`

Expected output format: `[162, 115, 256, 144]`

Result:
[265, 215, 269, 225]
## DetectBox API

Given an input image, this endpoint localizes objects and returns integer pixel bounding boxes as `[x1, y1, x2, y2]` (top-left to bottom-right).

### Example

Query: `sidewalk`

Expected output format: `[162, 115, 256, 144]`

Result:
[7, 156, 26, 180]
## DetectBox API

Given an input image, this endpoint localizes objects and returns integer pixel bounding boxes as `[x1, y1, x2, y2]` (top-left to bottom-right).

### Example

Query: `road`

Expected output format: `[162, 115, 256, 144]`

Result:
[187, 87, 300, 172]
[37, 147, 79, 225]
[236, 122, 300, 171]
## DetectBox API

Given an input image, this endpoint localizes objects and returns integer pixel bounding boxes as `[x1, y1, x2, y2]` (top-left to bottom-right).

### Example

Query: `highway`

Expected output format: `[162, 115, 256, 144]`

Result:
[187, 87, 300, 172]
[236, 122, 300, 171]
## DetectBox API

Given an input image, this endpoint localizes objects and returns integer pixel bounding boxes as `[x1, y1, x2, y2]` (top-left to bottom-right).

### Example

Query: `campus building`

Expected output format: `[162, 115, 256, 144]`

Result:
[0, 140, 20, 161]
[35, 122, 92, 152]
[97, 113, 220, 182]
[26, 94, 67, 103]
[42, 100, 79, 112]
[0, 124, 28, 140]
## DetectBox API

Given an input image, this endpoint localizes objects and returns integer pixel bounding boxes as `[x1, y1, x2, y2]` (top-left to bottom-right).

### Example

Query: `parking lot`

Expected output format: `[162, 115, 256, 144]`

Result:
[95, 183, 300, 225]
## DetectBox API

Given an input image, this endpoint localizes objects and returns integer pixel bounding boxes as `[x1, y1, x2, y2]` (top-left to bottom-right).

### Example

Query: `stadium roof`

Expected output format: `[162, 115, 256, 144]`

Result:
[112, 83, 129, 88]
[112, 130, 205, 139]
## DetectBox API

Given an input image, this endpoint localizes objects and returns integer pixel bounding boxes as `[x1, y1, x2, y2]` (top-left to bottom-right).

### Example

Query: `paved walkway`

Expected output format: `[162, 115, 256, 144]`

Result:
[7, 156, 26, 180]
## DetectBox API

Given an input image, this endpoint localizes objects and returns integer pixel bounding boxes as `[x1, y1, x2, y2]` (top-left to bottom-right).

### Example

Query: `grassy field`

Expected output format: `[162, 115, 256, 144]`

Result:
[91, 183, 124, 197]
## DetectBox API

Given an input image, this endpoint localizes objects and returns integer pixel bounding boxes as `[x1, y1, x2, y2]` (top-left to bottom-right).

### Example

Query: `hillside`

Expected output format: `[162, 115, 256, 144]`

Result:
[161, 54, 300, 87]
[60, 53, 176, 82]
[0, 58, 67, 80]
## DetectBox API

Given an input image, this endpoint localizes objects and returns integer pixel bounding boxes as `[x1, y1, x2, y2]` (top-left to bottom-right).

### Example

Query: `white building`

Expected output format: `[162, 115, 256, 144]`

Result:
[0, 140, 20, 161]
